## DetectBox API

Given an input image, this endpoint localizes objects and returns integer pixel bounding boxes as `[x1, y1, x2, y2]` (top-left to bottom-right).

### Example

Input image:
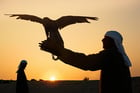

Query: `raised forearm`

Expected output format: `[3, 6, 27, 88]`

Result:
[58, 48, 89, 70]
[58, 48, 102, 70]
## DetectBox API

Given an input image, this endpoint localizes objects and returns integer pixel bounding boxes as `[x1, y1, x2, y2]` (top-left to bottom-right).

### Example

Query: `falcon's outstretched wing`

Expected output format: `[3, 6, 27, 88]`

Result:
[56, 16, 98, 29]
[5, 14, 43, 24]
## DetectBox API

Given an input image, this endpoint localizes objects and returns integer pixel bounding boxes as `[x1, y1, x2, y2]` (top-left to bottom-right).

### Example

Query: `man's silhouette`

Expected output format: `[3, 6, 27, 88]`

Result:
[39, 30, 132, 93]
[16, 60, 29, 93]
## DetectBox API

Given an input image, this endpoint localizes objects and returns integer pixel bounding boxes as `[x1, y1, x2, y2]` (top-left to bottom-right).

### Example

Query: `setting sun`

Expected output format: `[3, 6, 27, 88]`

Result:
[49, 76, 56, 81]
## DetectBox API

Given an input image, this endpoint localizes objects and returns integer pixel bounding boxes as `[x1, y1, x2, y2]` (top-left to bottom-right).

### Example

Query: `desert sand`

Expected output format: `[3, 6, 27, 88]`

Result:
[0, 77, 139, 93]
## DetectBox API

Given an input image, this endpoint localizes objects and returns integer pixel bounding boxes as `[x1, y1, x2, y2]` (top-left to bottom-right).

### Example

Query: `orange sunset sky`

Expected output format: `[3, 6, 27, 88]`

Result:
[0, 0, 140, 80]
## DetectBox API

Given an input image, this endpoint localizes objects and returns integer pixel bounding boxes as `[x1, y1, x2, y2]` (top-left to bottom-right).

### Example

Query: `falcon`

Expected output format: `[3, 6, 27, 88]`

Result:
[6, 14, 98, 60]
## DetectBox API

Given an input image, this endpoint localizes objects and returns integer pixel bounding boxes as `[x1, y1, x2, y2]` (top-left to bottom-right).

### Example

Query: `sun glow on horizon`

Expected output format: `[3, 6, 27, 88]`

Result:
[49, 76, 56, 81]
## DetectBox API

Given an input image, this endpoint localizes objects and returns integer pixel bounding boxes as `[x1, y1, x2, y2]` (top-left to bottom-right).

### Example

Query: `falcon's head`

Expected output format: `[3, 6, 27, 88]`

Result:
[43, 17, 52, 22]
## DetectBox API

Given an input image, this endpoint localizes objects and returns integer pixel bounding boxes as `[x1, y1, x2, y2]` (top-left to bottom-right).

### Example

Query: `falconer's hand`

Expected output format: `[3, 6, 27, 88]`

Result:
[39, 38, 64, 56]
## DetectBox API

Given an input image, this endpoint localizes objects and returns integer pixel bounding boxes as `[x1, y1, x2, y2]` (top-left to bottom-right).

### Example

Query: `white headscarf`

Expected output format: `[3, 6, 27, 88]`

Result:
[105, 31, 132, 67]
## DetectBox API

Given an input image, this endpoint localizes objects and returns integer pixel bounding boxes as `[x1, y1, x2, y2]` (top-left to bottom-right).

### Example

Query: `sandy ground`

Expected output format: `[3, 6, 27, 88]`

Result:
[0, 77, 139, 93]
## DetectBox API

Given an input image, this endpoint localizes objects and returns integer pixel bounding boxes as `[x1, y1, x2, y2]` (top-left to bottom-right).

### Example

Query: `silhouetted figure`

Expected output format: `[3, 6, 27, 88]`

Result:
[16, 60, 29, 93]
[39, 31, 132, 93]
[6, 14, 98, 60]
